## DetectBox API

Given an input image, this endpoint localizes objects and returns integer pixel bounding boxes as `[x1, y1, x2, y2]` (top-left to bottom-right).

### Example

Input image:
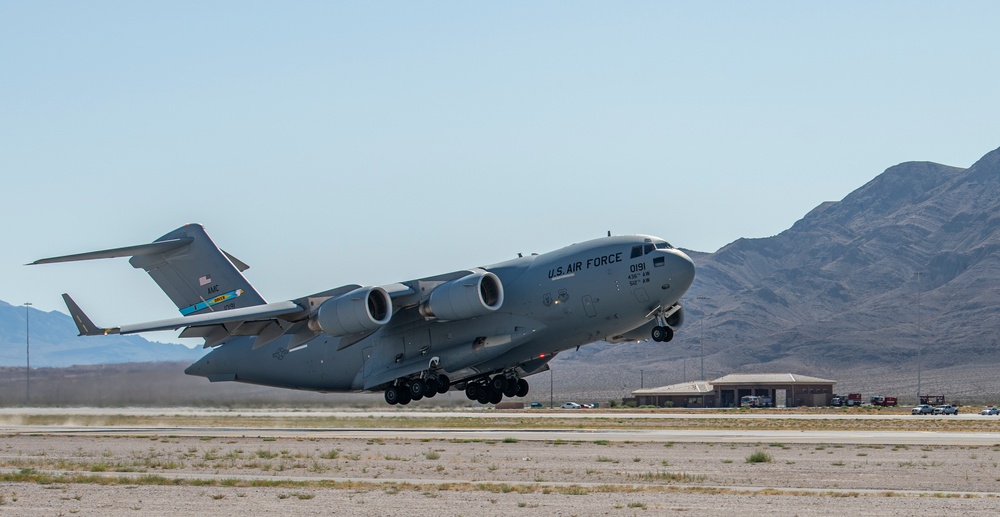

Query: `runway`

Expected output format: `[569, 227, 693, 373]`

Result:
[5, 425, 1000, 445]
[3, 407, 1000, 445]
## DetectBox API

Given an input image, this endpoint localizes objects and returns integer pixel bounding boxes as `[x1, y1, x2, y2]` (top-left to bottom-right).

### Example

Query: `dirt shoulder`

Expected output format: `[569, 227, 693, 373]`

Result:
[3, 433, 1000, 516]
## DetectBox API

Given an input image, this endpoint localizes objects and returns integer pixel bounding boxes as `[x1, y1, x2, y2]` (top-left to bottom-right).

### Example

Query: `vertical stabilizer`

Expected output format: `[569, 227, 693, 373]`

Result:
[128, 224, 267, 315]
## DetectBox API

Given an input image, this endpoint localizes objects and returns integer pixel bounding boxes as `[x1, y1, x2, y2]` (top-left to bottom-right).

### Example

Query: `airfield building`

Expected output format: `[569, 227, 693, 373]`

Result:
[630, 373, 836, 408]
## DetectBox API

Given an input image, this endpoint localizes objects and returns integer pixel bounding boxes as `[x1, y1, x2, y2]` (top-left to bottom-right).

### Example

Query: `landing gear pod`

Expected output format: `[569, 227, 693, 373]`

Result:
[310, 286, 392, 336]
[420, 271, 504, 321]
[666, 306, 684, 327]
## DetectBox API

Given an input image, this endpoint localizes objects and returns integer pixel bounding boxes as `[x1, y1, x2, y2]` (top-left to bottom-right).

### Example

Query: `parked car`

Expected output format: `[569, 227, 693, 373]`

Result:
[980, 406, 999, 415]
[933, 404, 959, 415]
[911, 404, 934, 415]
[529, 402, 544, 409]
[561, 402, 582, 409]
[581, 403, 595, 409]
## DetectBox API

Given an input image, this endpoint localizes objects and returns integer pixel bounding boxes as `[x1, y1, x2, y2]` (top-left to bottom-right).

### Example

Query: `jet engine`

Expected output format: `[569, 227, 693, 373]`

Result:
[419, 271, 504, 321]
[309, 286, 392, 336]
[666, 305, 684, 327]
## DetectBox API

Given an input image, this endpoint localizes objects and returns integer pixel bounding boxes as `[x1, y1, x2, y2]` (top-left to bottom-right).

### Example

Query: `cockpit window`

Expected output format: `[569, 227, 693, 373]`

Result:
[643, 243, 654, 255]
[655, 241, 673, 249]
[630, 245, 643, 259]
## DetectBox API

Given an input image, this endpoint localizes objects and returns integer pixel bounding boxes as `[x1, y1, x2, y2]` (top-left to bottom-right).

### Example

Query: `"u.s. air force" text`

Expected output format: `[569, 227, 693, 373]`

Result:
[548, 252, 623, 279]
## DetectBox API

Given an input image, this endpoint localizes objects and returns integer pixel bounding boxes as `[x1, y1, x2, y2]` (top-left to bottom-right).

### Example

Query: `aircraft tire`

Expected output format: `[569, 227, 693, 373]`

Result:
[651, 326, 666, 342]
[397, 391, 411, 405]
[424, 376, 439, 393]
[437, 374, 450, 394]
[384, 386, 401, 405]
[477, 392, 491, 404]
[465, 385, 479, 400]
[503, 382, 519, 398]
[516, 379, 529, 398]
[409, 379, 427, 399]
[489, 389, 503, 405]
[424, 389, 436, 399]
[490, 375, 508, 393]
[663, 326, 674, 342]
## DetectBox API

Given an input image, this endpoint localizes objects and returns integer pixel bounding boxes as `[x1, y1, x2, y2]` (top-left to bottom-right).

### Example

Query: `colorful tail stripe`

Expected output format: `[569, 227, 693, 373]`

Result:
[179, 289, 245, 316]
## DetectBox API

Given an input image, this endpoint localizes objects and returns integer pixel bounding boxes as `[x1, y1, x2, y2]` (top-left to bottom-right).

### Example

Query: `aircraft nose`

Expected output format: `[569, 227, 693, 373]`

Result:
[663, 249, 695, 293]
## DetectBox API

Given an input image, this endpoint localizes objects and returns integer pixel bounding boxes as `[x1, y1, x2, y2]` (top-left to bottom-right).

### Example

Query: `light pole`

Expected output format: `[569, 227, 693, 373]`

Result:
[696, 296, 708, 381]
[24, 302, 32, 405]
[915, 273, 922, 402]
[549, 369, 553, 409]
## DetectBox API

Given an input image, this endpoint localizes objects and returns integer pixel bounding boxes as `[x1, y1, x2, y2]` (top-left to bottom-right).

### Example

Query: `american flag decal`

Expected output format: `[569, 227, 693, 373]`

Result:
[199, 275, 212, 286]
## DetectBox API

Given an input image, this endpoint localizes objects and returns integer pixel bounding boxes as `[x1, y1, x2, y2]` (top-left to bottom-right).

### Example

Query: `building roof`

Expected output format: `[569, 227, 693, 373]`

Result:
[710, 373, 836, 385]
[632, 381, 713, 396]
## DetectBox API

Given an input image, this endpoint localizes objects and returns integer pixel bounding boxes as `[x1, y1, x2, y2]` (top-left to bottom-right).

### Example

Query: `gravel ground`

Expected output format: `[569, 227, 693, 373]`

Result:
[3, 434, 1000, 516]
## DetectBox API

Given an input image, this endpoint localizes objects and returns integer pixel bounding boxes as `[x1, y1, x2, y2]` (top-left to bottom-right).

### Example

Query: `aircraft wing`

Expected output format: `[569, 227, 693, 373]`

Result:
[62, 292, 303, 338]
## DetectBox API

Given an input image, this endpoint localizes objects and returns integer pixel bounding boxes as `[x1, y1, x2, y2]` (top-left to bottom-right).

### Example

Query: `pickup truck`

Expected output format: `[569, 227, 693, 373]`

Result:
[933, 404, 959, 415]
[911, 404, 934, 415]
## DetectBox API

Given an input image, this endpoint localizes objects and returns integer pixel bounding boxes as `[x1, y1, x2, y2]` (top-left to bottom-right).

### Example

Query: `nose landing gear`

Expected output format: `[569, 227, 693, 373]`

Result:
[651, 325, 674, 342]
[648, 304, 680, 342]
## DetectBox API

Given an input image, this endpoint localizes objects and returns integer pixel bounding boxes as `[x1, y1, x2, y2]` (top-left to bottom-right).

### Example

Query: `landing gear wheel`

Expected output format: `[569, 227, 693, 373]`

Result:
[436, 374, 450, 394]
[424, 376, 439, 393]
[503, 383, 519, 398]
[397, 391, 412, 405]
[476, 390, 491, 405]
[651, 326, 674, 342]
[516, 379, 530, 398]
[385, 386, 401, 405]
[466, 385, 480, 400]
[489, 389, 503, 405]
[409, 379, 427, 399]
[490, 375, 509, 393]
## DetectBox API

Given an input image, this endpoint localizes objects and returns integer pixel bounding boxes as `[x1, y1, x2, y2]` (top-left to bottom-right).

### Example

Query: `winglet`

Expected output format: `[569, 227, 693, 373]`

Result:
[61, 293, 120, 336]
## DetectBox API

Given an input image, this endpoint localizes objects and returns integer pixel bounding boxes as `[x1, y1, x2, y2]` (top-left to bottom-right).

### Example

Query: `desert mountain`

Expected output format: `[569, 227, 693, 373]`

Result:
[554, 146, 1000, 402]
[5, 147, 1000, 402]
[0, 300, 204, 367]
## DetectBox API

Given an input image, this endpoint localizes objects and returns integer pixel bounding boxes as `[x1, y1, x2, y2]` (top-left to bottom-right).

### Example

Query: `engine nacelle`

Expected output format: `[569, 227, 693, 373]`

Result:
[666, 305, 684, 327]
[309, 286, 392, 336]
[419, 271, 504, 321]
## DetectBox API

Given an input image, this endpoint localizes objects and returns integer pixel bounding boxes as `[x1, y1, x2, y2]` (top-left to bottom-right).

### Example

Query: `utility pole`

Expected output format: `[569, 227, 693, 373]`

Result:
[640, 369, 644, 389]
[24, 302, 32, 405]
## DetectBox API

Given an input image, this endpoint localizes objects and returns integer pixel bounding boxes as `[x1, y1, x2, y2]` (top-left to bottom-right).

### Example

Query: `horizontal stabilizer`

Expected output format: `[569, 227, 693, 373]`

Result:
[29, 238, 194, 265]
[62, 293, 117, 336]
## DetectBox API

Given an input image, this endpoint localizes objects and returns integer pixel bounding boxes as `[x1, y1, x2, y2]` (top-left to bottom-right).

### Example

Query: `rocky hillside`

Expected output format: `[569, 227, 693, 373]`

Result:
[554, 145, 1000, 402]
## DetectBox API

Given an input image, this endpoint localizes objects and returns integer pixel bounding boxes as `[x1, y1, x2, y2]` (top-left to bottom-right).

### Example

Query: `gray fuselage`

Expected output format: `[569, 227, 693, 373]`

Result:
[184, 234, 695, 393]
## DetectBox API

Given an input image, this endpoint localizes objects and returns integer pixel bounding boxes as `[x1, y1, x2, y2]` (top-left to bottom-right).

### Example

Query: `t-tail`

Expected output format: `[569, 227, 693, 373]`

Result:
[31, 223, 267, 315]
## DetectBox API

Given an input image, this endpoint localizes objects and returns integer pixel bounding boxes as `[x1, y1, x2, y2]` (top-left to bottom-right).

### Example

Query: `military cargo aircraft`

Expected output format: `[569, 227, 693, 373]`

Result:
[32, 224, 695, 405]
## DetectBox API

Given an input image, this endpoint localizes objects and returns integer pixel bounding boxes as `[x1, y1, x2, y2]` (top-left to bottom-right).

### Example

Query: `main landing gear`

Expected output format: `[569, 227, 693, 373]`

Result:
[464, 374, 529, 405]
[384, 372, 450, 405]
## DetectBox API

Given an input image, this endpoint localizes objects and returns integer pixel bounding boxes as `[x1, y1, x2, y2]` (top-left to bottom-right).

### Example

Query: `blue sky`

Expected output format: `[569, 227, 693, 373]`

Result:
[3, 2, 999, 345]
